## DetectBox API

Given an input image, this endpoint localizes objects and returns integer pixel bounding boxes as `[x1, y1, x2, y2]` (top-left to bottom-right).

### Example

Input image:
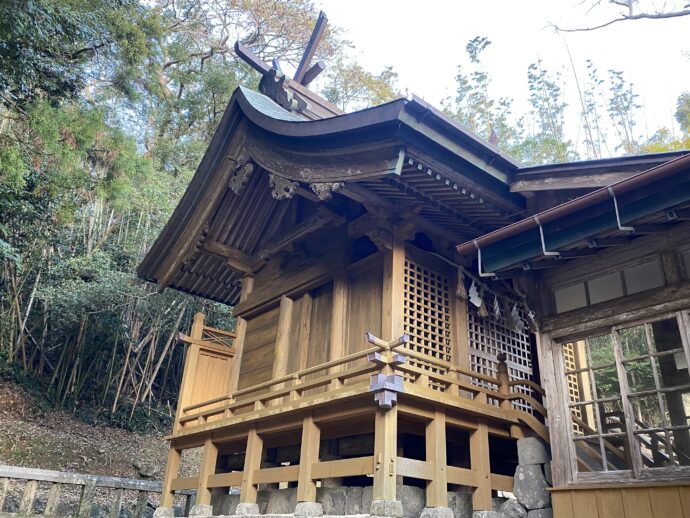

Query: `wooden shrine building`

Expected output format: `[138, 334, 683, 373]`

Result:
[139, 15, 690, 518]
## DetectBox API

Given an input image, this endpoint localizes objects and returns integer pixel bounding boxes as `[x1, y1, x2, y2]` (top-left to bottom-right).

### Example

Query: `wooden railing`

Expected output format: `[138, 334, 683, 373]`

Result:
[0, 464, 193, 517]
[175, 333, 549, 441]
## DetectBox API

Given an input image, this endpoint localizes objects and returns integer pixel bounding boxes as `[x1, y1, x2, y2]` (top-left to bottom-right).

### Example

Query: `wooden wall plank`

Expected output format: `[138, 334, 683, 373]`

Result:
[679, 485, 690, 518]
[595, 489, 625, 518]
[621, 488, 653, 518]
[229, 276, 255, 393]
[551, 491, 575, 518]
[649, 486, 683, 518]
[570, 489, 599, 518]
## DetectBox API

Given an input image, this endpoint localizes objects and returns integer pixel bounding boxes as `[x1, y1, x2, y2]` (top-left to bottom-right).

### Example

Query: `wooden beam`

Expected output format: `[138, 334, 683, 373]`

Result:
[426, 410, 448, 507]
[234, 41, 271, 75]
[396, 457, 433, 480]
[297, 415, 321, 502]
[373, 406, 398, 501]
[587, 237, 631, 248]
[202, 240, 260, 274]
[294, 11, 328, 84]
[253, 465, 300, 484]
[207, 472, 242, 488]
[382, 233, 405, 341]
[196, 437, 219, 506]
[240, 427, 263, 503]
[160, 447, 181, 507]
[311, 456, 375, 480]
[329, 272, 348, 387]
[170, 476, 199, 491]
[301, 61, 325, 87]
[470, 422, 492, 510]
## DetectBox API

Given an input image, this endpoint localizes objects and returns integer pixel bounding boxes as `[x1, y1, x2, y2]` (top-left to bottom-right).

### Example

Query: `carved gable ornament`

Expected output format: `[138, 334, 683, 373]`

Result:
[269, 174, 298, 200]
[229, 160, 255, 195]
[310, 181, 344, 201]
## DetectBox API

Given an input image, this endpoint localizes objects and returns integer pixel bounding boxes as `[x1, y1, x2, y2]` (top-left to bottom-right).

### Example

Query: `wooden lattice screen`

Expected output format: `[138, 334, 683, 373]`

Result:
[467, 304, 534, 411]
[403, 258, 452, 389]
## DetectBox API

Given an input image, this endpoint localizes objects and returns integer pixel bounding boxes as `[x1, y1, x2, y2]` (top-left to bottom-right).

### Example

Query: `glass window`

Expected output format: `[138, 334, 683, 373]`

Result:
[562, 312, 690, 478]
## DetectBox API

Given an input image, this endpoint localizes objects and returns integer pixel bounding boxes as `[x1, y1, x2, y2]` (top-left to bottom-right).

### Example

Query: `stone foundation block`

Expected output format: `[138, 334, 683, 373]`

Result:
[513, 465, 550, 510]
[294, 501, 324, 517]
[236, 502, 261, 515]
[370, 499, 404, 517]
[516, 438, 549, 466]
[189, 504, 214, 517]
[542, 462, 552, 486]
[420, 506, 454, 518]
[472, 511, 504, 518]
[345, 486, 365, 514]
[318, 487, 348, 515]
[527, 508, 552, 518]
[267, 488, 297, 514]
[397, 485, 424, 518]
[500, 499, 526, 518]
[152, 507, 174, 517]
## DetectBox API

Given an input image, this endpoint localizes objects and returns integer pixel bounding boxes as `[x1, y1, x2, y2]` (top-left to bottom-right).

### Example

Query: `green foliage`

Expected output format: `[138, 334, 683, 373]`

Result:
[322, 60, 400, 111]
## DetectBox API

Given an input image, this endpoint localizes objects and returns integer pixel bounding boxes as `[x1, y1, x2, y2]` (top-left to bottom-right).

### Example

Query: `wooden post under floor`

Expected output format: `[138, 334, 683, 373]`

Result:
[373, 406, 398, 501]
[470, 421, 492, 510]
[160, 446, 181, 508]
[196, 437, 219, 506]
[240, 427, 263, 504]
[425, 409, 448, 507]
[296, 415, 321, 502]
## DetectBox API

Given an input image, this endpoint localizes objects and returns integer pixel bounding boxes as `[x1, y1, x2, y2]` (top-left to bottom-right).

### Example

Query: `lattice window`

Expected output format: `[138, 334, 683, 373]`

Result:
[563, 343, 583, 433]
[403, 258, 452, 390]
[468, 304, 533, 412]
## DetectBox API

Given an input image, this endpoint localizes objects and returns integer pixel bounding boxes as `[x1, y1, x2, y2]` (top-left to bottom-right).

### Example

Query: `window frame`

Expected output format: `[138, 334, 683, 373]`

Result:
[556, 310, 690, 484]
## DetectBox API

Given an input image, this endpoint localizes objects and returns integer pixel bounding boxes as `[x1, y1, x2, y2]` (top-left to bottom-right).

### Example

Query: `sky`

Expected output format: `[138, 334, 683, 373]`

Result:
[314, 0, 689, 156]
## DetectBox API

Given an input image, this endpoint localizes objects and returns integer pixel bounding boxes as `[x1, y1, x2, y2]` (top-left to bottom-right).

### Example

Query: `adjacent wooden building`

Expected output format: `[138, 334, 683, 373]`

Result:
[139, 20, 690, 518]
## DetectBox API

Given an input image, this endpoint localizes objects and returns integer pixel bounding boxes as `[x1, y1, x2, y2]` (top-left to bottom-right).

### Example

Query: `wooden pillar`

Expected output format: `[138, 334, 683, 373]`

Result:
[174, 313, 205, 431]
[382, 235, 405, 341]
[196, 437, 219, 506]
[240, 427, 263, 503]
[297, 415, 321, 502]
[329, 272, 348, 387]
[160, 446, 182, 507]
[229, 275, 255, 393]
[373, 406, 398, 501]
[425, 410, 448, 507]
[470, 422, 492, 510]
[271, 296, 294, 404]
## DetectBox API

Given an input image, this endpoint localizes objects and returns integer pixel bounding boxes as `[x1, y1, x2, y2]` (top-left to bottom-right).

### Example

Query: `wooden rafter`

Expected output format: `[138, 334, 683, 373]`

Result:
[293, 11, 328, 84]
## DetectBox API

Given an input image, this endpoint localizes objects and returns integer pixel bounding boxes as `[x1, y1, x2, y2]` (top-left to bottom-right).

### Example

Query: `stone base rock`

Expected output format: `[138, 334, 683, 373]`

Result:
[516, 438, 550, 466]
[472, 511, 504, 518]
[397, 486, 425, 518]
[527, 508, 552, 518]
[500, 499, 526, 518]
[420, 506, 454, 518]
[513, 465, 550, 510]
[370, 499, 404, 517]
[153, 507, 175, 517]
[294, 502, 324, 517]
[189, 504, 214, 517]
[236, 502, 261, 515]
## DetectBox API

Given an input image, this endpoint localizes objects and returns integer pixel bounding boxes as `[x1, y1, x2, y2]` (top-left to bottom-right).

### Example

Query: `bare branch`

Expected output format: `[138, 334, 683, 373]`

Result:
[554, 7, 690, 32]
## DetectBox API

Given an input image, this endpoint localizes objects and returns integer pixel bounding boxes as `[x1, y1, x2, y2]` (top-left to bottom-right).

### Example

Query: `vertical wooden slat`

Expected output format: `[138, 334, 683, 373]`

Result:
[373, 406, 398, 501]
[621, 487, 653, 518]
[679, 485, 690, 518]
[595, 489, 625, 518]
[229, 275, 255, 393]
[425, 409, 448, 508]
[19, 479, 37, 515]
[160, 446, 182, 507]
[109, 487, 124, 518]
[570, 489, 599, 518]
[77, 480, 96, 517]
[296, 415, 321, 502]
[196, 437, 219, 506]
[297, 293, 313, 371]
[134, 490, 148, 517]
[450, 273, 470, 371]
[551, 491, 575, 518]
[470, 422, 491, 510]
[649, 486, 684, 518]
[240, 427, 263, 504]
[44, 482, 61, 517]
